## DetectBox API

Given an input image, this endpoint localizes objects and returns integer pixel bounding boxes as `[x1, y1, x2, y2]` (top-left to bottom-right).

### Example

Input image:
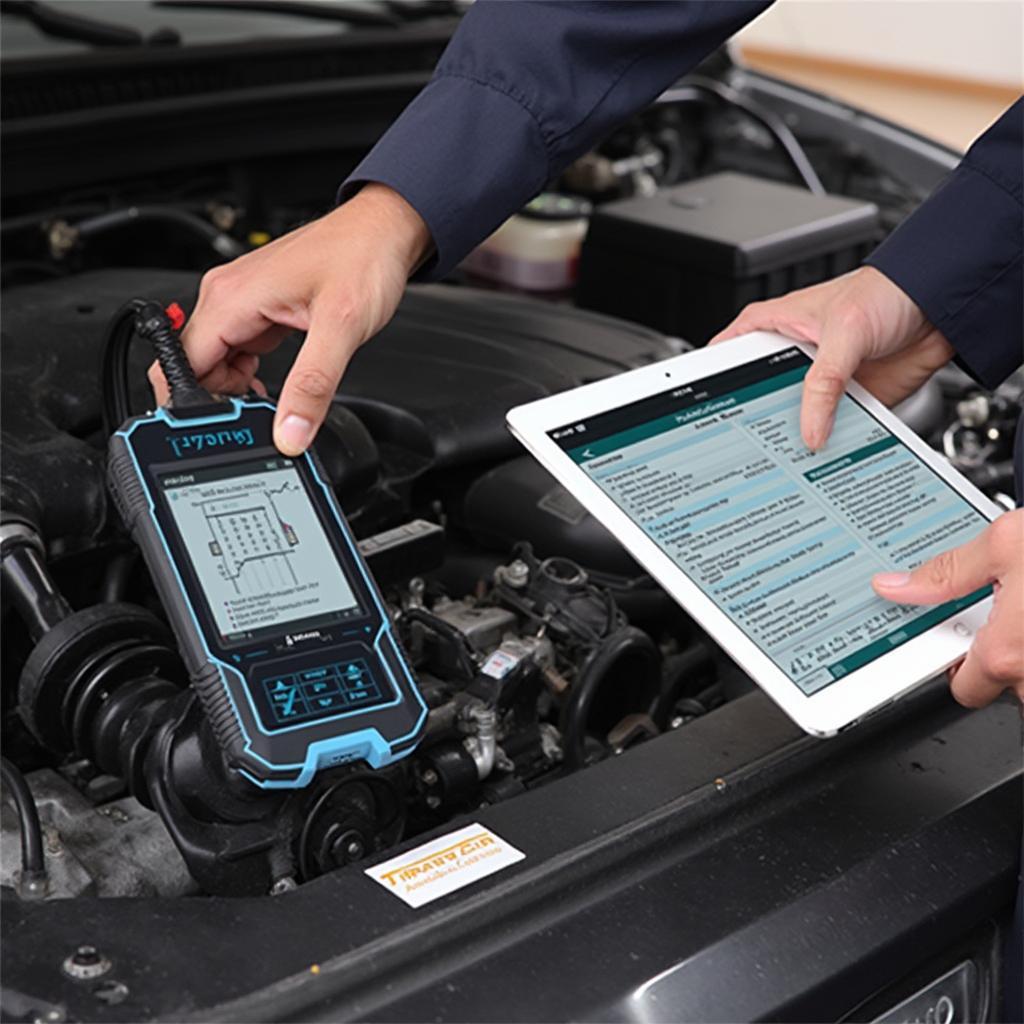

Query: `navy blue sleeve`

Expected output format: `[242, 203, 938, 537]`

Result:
[867, 99, 1023, 390]
[340, 0, 772, 280]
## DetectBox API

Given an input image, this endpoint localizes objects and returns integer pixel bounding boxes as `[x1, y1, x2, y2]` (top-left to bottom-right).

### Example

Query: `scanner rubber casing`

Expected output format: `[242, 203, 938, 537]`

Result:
[108, 399, 427, 788]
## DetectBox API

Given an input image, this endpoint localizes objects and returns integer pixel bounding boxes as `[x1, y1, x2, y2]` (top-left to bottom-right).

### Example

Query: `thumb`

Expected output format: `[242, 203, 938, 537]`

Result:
[273, 309, 358, 456]
[872, 530, 996, 606]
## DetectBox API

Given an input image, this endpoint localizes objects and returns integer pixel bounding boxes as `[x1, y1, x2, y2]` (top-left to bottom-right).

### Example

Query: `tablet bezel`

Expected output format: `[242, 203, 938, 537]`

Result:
[506, 331, 1000, 736]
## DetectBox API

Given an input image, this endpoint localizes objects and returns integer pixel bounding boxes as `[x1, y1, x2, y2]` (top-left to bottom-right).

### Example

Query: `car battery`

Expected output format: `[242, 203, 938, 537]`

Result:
[576, 171, 880, 344]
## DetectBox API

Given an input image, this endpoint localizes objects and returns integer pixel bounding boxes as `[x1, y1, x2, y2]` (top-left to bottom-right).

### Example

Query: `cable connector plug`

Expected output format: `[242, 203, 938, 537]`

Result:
[164, 302, 187, 331]
[133, 301, 211, 411]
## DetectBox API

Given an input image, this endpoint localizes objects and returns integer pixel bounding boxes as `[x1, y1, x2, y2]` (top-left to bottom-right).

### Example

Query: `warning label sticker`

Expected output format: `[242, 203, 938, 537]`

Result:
[365, 823, 525, 908]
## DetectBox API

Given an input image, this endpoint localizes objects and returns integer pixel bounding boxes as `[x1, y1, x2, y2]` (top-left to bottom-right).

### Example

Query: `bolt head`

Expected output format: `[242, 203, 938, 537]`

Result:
[269, 876, 297, 896]
[62, 946, 111, 981]
[329, 829, 366, 866]
[504, 560, 530, 588]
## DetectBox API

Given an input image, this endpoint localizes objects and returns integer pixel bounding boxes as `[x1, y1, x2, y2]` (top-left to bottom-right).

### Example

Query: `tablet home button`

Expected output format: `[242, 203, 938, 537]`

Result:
[953, 622, 972, 638]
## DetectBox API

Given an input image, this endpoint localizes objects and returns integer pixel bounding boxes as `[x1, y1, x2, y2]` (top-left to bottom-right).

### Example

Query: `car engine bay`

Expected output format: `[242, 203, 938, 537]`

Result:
[1, 11, 1020, 1020]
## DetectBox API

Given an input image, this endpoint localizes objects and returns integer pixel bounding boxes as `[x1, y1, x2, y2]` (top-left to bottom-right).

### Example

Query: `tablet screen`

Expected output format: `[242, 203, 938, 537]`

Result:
[549, 347, 991, 695]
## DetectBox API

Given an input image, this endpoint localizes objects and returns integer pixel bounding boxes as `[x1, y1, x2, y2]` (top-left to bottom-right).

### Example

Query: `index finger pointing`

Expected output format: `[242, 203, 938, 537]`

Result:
[273, 310, 360, 456]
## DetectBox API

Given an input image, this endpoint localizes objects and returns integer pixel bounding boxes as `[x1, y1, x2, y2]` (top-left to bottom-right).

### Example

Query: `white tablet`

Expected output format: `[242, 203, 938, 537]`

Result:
[506, 331, 1000, 736]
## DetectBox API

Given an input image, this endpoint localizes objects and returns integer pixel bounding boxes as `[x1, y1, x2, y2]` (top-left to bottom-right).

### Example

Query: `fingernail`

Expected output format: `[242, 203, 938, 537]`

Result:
[276, 414, 313, 455]
[874, 572, 911, 588]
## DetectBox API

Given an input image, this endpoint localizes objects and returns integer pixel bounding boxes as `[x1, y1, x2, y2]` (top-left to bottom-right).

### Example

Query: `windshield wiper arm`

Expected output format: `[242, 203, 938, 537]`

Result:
[153, 0, 400, 29]
[1, 0, 178, 46]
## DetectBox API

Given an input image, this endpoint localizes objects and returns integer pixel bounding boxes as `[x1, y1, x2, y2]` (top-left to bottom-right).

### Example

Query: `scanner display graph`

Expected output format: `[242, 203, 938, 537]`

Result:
[159, 458, 360, 639]
[200, 479, 301, 595]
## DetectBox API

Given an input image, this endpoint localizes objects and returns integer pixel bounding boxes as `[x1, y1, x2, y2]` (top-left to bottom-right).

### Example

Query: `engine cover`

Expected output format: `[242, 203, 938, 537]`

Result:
[0, 270, 676, 546]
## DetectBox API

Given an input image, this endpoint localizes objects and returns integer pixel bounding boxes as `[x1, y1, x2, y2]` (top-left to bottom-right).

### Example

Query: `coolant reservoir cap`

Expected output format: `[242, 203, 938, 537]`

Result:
[520, 193, 592, 221]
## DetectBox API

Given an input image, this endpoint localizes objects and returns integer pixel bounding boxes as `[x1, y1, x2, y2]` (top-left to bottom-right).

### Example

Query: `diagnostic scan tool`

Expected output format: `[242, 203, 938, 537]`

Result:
[106, 302, 426, 788]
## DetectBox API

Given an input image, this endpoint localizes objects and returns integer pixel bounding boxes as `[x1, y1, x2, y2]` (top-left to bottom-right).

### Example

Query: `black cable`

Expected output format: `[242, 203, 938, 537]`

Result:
[100, 299, 145, 437]
[0, 536, 71, 644]
[1, 203, 104, 235]
[662, 77, 826, 196]
[101, 299, 213, 436]
[2, 204, 244, 267]
[0, 756, 47, 886]
[72, 206, 244, 260]
[133, 301, 202, 404]
[400, 607, 478, 681]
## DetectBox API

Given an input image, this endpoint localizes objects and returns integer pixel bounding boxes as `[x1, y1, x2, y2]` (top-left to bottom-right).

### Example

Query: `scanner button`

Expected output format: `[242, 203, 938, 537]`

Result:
[340, 660, 370, 688]
[302, 678, 340, 700]
[308, 691, 348, 714]
[346, 684, 381, 707]
[299, 667, 333, 684]
[954, 622, 972, 638]
[264, 677, 308, 721]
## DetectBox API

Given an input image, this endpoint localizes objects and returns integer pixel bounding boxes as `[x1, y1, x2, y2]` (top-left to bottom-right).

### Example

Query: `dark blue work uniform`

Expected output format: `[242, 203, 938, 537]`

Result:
[341, 1, 1022, 438]
[342, 5, 1021, 1013]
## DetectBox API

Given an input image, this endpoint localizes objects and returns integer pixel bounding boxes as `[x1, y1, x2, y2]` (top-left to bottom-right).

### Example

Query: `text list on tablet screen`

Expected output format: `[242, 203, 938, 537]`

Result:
[550, 348, 990, 694]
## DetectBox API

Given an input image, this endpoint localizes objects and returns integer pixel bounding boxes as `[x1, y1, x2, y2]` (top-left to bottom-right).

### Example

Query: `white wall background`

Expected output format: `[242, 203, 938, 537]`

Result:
[737, 0, 1023, 88]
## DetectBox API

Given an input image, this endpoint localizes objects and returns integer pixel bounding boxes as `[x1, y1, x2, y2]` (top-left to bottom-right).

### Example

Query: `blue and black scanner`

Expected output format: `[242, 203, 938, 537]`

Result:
[106, 302, 426, 788]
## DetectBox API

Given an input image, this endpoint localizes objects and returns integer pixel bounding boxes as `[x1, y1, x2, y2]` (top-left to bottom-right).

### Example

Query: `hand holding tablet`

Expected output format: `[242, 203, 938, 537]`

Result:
[711, 269, 1023, 711]
[507, 331, 1004, 735]
[870, 513, 1023, 709]
[709, 267, 956, 451]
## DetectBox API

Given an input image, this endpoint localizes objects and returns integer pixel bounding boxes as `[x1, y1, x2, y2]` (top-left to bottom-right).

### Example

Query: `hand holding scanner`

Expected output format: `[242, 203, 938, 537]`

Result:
[106, 302, 426, 788]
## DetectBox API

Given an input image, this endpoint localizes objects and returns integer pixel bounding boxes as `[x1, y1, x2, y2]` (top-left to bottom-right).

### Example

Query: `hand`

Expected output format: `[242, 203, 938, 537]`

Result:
[710, 267, 955, 450]
[873, 510, 1024, 708]
[149, 184, 432, 455]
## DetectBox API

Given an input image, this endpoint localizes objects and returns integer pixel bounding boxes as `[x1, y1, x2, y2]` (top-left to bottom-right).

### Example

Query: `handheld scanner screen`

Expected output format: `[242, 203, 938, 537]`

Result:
[108, 400, 427, 788]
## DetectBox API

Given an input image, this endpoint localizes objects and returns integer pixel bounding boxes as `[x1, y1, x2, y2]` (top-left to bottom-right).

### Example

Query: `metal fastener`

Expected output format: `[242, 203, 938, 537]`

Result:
[269, 876, 297, 896]
[62, 946, 111, 981]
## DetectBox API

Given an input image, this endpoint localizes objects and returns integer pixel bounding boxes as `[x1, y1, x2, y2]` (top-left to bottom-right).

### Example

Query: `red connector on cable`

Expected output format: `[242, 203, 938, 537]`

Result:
[164, 302, 186, 331]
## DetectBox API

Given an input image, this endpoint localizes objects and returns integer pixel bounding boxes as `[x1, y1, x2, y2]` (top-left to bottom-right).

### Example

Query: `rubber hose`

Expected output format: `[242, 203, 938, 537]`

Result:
[0, 756, 46, 884]
[561, 627, 661, 770]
